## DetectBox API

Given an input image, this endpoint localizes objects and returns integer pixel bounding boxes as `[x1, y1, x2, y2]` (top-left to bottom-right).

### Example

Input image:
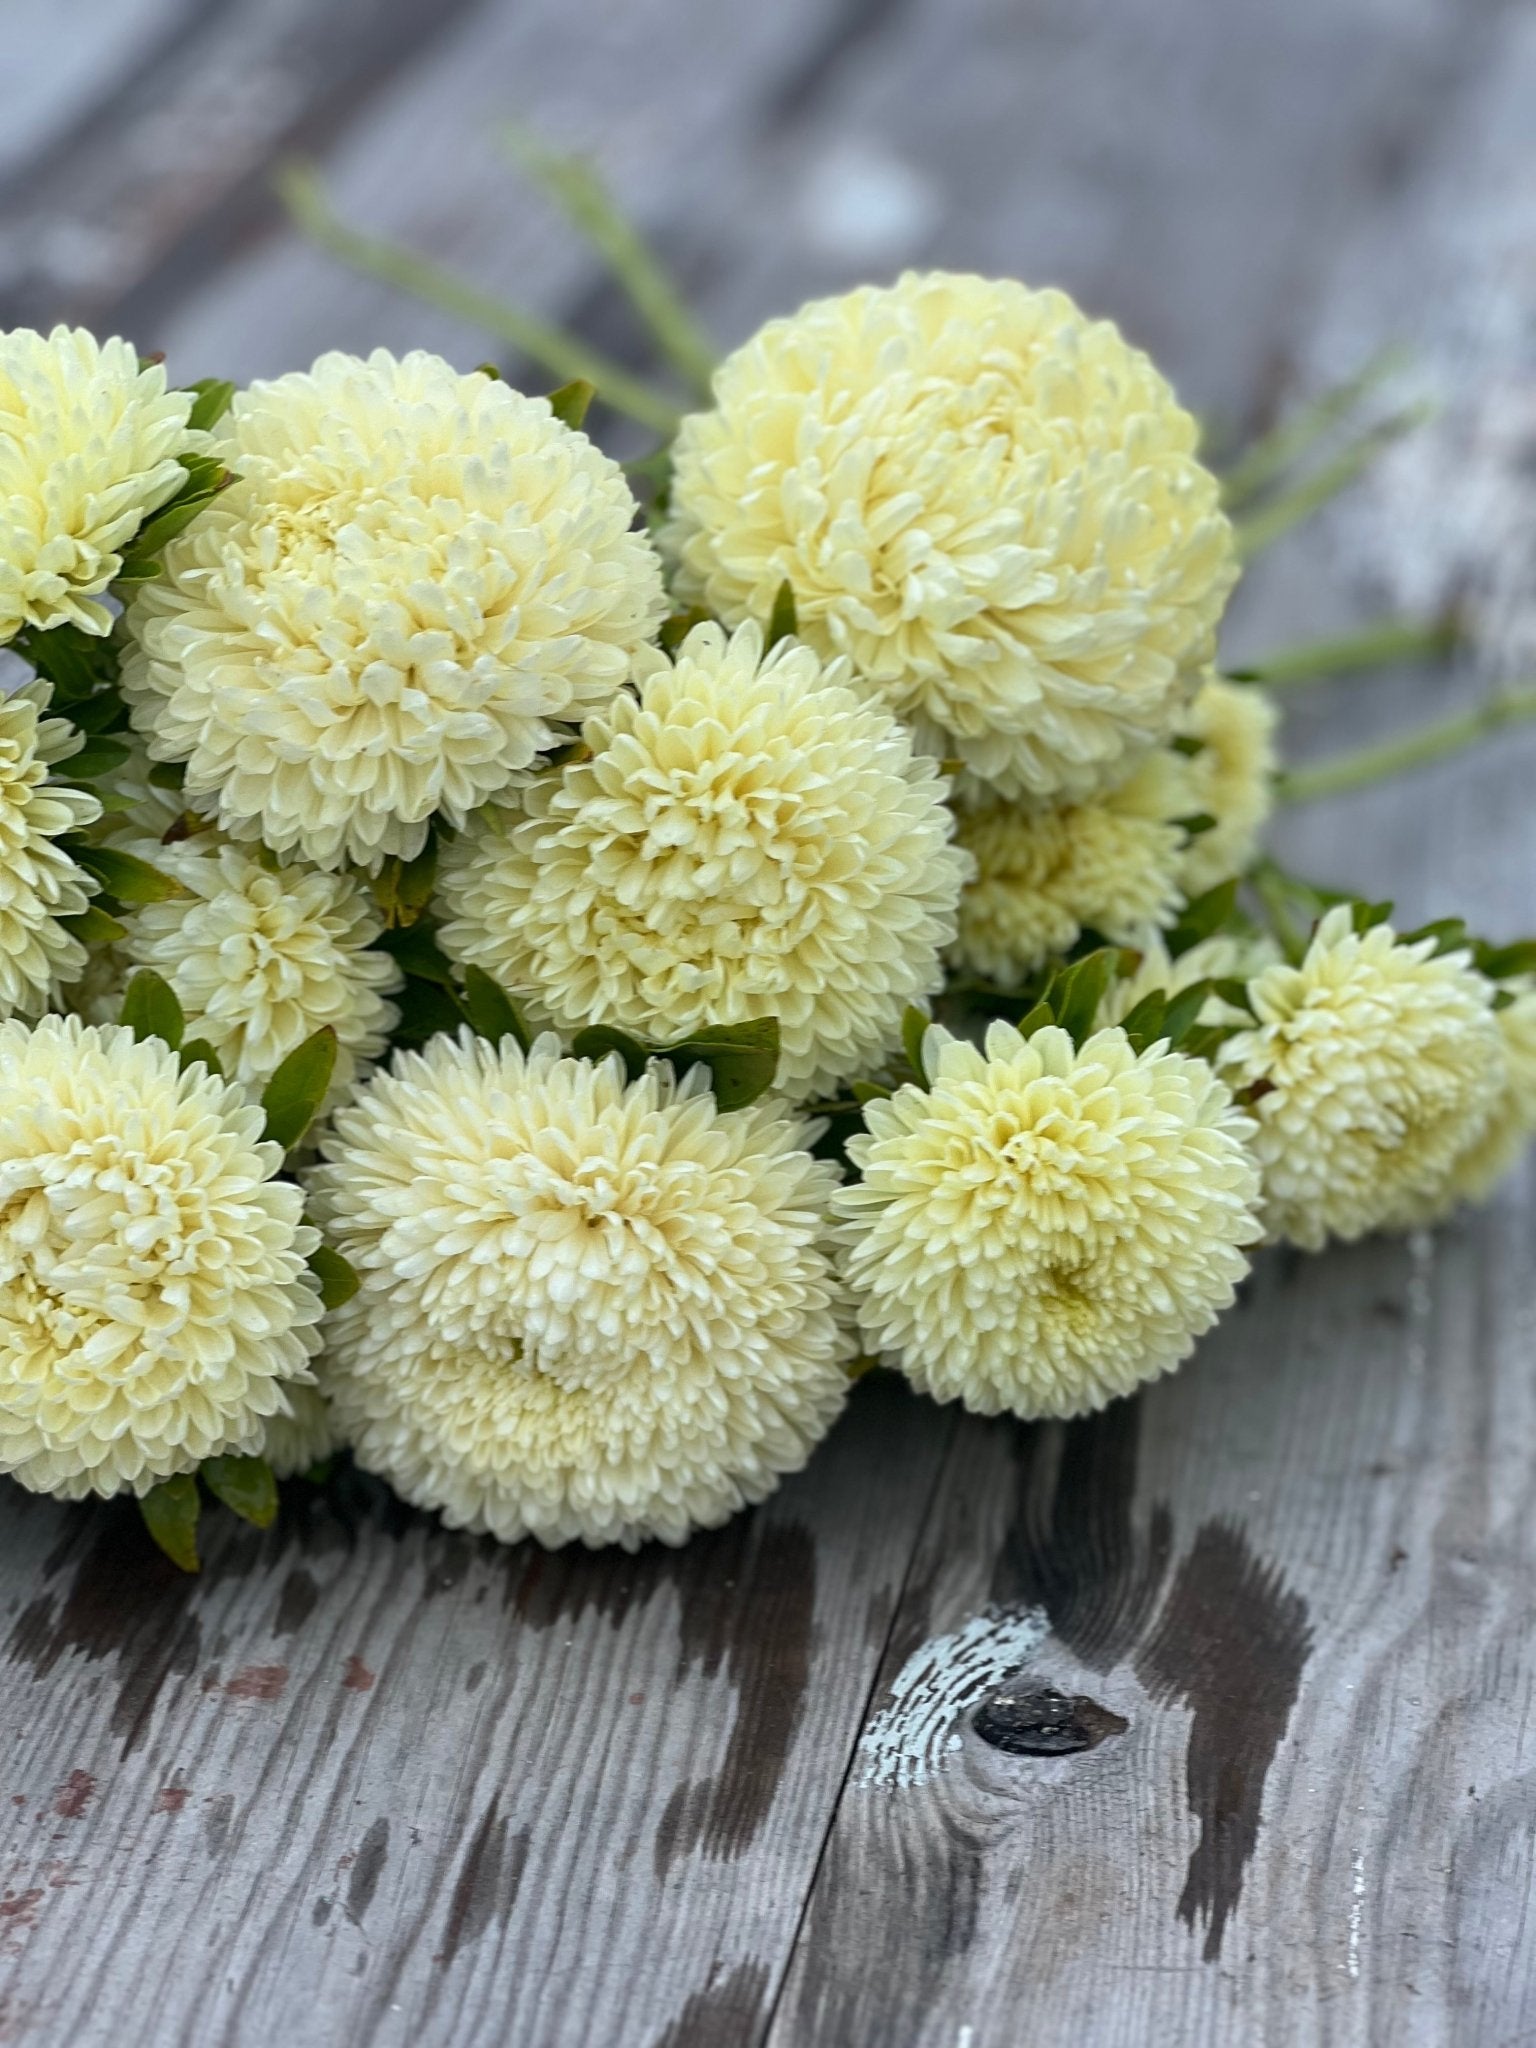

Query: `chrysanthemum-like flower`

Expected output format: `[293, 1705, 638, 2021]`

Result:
[949, 752, 1195, 984]
[1215, 906, 1504, 1248]
[118, 833, 400, 1099]
[835, 1020, 1259, 1417]
[664, 273, 1236, 803]
[309, 1034, 851, 1549]
[123, 349, 668, 871]
[438, 621, 970, 1101]
[1414, 978, 1536, 1212]
[0, 1016, 322, 1500]
[1176, 677, 1278, 896]
[0, 679, 102, 1019]
[261, 1384, 339, 1479]
[0, 327, 197, 644]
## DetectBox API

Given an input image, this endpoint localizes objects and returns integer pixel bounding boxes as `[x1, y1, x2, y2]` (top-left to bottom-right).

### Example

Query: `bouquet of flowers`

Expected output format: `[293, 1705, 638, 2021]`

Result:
[2, 187, 1532, 1570]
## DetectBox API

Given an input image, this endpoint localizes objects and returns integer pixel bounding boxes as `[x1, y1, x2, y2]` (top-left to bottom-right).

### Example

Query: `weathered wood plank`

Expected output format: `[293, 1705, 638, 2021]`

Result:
[0, 1377, 952, 2047]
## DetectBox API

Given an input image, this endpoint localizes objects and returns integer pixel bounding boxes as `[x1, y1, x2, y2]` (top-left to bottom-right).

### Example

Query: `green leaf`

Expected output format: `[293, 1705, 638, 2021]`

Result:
[373, 919, 457, 987]
[1168, 877, 1241, 957]
[117, 455, 233, 578]
[68, 841, 185, 905]
[548, 377, 596, 431]
[1474, 938, 1536, 982]
[461, 966, 532, 1050]
[12, 621, 119, 703]
[1018, 998, 1056, 1039]
[1169, 734, 1206, 758]
[766, 579, 798, 652]
[1399, 916, 1470, 956]
[147, 759, 186, 792]
[184, 378, 236, 432]
[851, 1079, 893, 1105]
[1116, 991, 1168, 1054]
[307, 1241, 361, 1311]
[1162, 980, 1216, 1048]
[371, 836, 440, 928]
[120, 970, 185, 1049]
[570, 1024, 650, 1079]
[201, 1454, 278, 1530]
[178, 1037, 223, 1077]
[62, 735, 131, 780]
[67, 692, 130, 735]
[60, 904, 129, 946]
[662, 1017, 780, 1110]
[140, 1475, 201, 1573]
[1047, 949, 1116, 1047]
[260, 1028, 338, 1150]
[659, 605, 711, 654]
[474, 361, 503, 380]
[901, 1005, 931, 1085]
[392, 976, 467, 1050]
[1176, 812, 1218, 838]
[1350, 898, 1394, 934]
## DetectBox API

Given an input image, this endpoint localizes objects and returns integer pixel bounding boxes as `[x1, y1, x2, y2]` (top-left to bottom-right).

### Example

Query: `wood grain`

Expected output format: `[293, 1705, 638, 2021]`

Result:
[2, 0, 1536, 2041]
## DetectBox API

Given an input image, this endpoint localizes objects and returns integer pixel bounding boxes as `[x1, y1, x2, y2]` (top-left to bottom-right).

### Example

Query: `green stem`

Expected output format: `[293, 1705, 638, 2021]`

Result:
[1234, 404, 1432, 559]
[1277, 688, 1536, 805]
[279, 165, 682, 437]
[1220, 346, 1407, 510]
[1227, 614, 1457, 688]
[500, 124, 718, 398]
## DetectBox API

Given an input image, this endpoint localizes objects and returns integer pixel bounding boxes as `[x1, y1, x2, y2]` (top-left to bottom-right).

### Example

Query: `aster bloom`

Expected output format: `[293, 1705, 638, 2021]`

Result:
[0, 326, 197, 644]
[0, 679, 103, 1020]
[122, 348, 668, 871]
[1176, 676, 1278, 896]
[835, 1020, 1260, 1418]
[118, 833, 401, 1099]
[664, 272, 1236, 804]
[309, 1033, 851, 1549]
[949, 751, 1196, 985]
[1411, 977, 1536, 1213]
[0, 1016, 322, 1500]
[261, 1384, 340, 1479]
[1215, 906, 1504, 1249]
[438, 620, 970, 1101]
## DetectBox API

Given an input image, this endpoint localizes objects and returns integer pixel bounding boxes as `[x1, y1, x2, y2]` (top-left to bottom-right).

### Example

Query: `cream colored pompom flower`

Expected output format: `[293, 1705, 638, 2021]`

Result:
[949, 750, 1195, 984]
[118, 832, 400, 1099]
[309, 1033, 852, 1550]
[438, 620, 970, 1101]
[1215, 906, 1504, 1249]
[1176, 676, 1278, 896]
[0, 678, 103, 1020]
[0, 1016, 322, 1500]
[1436, 979, 1536, 1206]
[260, 1384, 340, 1480]
[0, 326, 197, 644]
[664, 272, 1236, 804]
[122, 349, 668, 872]
[835, 1020, 1259, 1418]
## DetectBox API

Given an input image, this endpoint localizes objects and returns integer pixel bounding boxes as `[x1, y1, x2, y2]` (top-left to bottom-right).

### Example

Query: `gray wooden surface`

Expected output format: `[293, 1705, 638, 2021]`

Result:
[4, 2, 1536, 2043]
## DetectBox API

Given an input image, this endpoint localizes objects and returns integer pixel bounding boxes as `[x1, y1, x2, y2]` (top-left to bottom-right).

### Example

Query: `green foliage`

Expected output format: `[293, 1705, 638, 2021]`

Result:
[260, 1029, 338, 1151]
[67, 841, 185, 906]
[371, 835, 440, 929]
[184, 377, 236, 432]
[140, 1475, 201, 1572]
[901, 1005, 931, 1085]
[178, 1038, 223, 1077]
[570, 1016, 781, 1110]
[461, 966, 532, 1050]
[659, 605, 711, 654]
[60, 904, 129, 947]
[1168, 878, 1241, 957]
[766, 580, 798, 651]
[116, 452, 233, 585]
[307, 1242, 362, 1311]
[120, 970, 185, 1049]
[548, 377, 596, 430]
[201, 1454, 278, 1530]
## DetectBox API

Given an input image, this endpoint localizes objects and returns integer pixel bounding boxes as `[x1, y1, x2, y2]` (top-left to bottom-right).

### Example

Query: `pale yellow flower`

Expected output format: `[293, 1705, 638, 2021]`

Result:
[261, 1384, 340, 1479]
[1176, 677, 1278, 896]
[0, 326, 196, 643]
[665, 272, 1236, 803]
[123, 349, 668, 871]
[309, 1034, 852, 1549]
[119, 834, 400, 1099]
[1097, 932, 1280, 1030]
[1216, 906, 1504, 1248]
[0, 679, 102, 1019]
[950, 752, 1195, 984]
[1428, 979, 1536, 1209]
[835, 1020, 1260, 1418]
[0, 1015, 322, 1500]
[438, 621, 970, 1101]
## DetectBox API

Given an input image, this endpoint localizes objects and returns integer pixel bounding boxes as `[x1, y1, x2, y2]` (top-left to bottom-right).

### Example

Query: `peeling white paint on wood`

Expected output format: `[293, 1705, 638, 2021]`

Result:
[856, 1607, 1050, 1791]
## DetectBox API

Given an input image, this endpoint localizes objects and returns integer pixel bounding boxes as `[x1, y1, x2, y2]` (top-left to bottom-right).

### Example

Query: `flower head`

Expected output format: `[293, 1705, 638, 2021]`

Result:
[309, 1034, 851, 1549]
[1097, 931, 1279, 1029]
[1413, 977, 1536, 1212]
[949, 751, 1195, 984]
[438, 620, 970, 1101]
[123, 349, 668, 871]
[0, 327, 197, 643]
[118, 832, 400, 1099]
[835, 1020, 1260, 1417]
[261, 1384, 339, 1479]
[665, 273, 1236, 803]
[0, 1015, 321, 1499]
[1215, 906, 1504, 1248]
[0, 679, 102, 1019]
[1175, 677, 1277, 896]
